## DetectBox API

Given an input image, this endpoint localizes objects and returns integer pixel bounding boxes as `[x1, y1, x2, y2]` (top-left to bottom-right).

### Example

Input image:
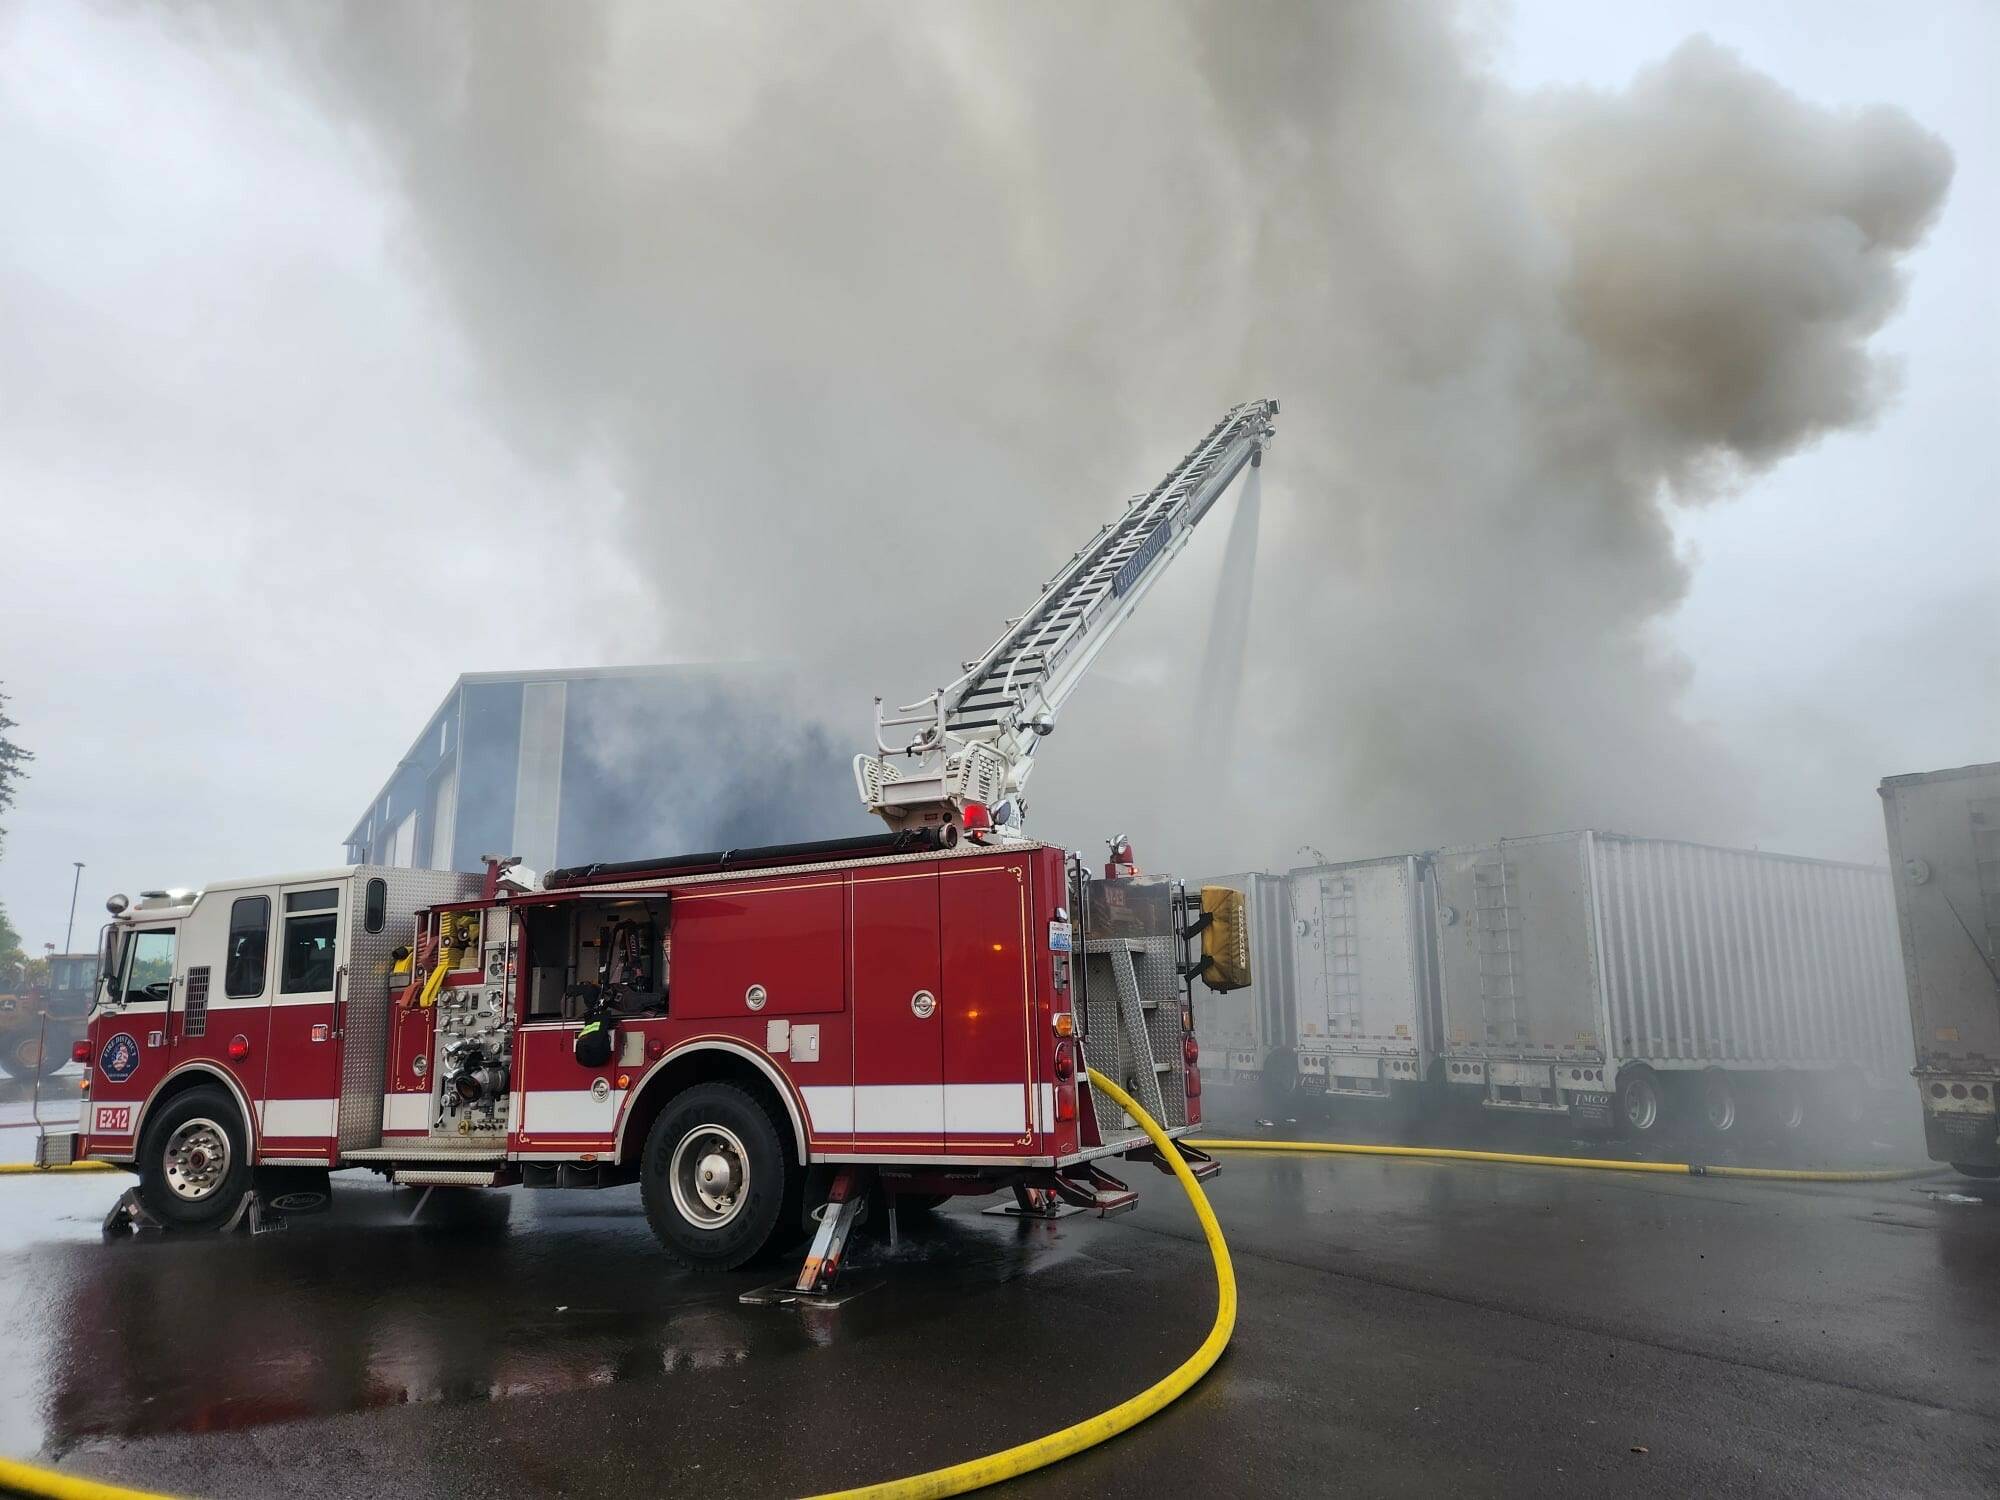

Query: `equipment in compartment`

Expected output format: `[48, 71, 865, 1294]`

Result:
[432, 930, 514, 1138]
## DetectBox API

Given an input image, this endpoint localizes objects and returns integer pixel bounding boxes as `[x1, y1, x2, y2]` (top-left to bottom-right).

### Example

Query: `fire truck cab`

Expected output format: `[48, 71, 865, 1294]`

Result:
[60, 837, 1208, 1274]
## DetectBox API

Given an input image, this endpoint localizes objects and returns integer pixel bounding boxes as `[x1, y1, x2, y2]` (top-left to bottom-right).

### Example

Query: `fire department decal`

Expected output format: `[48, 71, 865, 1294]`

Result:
[99, 1032, 141, 1083]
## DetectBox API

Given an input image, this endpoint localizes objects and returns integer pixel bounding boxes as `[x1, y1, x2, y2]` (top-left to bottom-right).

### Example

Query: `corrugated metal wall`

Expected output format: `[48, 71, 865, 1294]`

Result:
[1590, 835, 1909, 1076]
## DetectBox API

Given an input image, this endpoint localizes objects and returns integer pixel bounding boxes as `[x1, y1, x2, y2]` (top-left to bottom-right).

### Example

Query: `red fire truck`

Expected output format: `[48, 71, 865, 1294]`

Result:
[48, 401, 1277, 1290]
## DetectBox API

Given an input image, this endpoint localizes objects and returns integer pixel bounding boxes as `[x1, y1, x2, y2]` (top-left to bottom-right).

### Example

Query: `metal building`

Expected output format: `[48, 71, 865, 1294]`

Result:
[342, 666, 858, 876]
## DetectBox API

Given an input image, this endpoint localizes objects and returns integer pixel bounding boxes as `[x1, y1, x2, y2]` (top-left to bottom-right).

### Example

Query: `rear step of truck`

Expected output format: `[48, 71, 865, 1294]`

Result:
[1048, 1162, 1139, 1216]
[1127, 1139, 1220, 1181]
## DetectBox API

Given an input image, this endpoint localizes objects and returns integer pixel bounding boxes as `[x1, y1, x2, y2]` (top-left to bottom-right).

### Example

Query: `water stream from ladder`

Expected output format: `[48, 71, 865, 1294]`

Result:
[1190, 463, 1261, 779]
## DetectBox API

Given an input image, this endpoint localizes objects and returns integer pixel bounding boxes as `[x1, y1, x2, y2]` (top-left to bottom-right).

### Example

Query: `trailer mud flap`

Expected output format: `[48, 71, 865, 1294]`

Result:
[1926, 1112, 1999, 1167]
[1566, 1090, 1615, 1127]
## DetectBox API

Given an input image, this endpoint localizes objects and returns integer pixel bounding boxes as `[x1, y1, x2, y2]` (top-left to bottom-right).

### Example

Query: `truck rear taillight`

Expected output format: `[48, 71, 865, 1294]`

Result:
[71, 1039, 92, 1064]
[1183, 1034, 1199, 1067]
[1053, 1011, 1074, 1037]
[1056, 1088, 1076, 1122]
[1052, 1042, 1075, 1082]
[1185, 1065, 1201, 1099]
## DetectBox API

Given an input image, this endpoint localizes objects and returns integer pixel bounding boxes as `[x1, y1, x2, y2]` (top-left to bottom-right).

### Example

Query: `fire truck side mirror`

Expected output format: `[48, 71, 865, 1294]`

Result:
[97, 924, 121, 1003]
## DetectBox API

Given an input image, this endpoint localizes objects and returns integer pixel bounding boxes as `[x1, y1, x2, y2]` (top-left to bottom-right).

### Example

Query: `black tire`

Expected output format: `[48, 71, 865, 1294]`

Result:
[0, 1029, 47, 1081]
[135, 1085, 252, 1229]
[1697, 1070, 1740, 1137]
[1615, 1066, 1665, 1138]
[1761, 1071, 1807, 1137]
[640, 1081, 799, 1271]
[1951, 1162, 2000, 1180]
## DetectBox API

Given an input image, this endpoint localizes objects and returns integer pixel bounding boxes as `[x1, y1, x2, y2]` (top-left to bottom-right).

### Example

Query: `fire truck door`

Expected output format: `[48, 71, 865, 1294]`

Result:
[85, 924, 181, 1154]
[850, 870, 944, 1150]
[260, 882, 346, 1158]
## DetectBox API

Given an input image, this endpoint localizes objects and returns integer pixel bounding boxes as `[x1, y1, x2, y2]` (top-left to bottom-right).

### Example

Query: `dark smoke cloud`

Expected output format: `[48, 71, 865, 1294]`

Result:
[223, 2, 1950, 871]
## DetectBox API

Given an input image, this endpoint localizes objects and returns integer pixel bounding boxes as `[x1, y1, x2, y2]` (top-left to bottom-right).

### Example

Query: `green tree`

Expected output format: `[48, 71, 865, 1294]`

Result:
[0, 900, 23, 977]
[0, 684, 29, 860]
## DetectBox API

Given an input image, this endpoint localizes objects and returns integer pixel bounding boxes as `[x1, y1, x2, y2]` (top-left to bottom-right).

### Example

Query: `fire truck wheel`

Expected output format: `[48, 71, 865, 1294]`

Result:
[135, 1086, 252, 1230]
[641, 1082, 798, 1270]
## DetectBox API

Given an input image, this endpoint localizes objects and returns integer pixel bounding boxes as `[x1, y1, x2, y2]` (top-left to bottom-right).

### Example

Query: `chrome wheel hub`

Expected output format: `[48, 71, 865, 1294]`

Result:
[669, 1125, 749, 1229]
[1624, 1080, 1657, 1132]
[163, 1118, 232, 1201]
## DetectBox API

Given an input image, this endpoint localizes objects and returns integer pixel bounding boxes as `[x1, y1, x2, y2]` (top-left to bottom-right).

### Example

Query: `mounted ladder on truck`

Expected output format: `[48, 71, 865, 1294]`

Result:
[801, 400, 1278, 1265]
[855, 398, 1280, 839]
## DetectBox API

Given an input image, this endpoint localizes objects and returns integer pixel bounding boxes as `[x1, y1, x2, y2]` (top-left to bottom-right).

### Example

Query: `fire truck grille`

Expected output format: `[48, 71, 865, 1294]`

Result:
[1080, 936, 1189, 1143]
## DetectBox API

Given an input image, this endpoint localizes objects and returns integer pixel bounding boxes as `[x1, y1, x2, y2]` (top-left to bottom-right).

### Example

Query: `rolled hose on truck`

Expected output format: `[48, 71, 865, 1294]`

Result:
[0, 1068, 1239, 1500]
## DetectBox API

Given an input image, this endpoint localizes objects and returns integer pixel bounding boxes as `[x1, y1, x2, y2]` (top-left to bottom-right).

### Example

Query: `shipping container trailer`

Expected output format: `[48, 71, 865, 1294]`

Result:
[1879, 762, 2000, 1176]
[1287, 854, 1440, 1110]
[1432, 831, 1910, 1137]
[1185, 873, 1296, 1098]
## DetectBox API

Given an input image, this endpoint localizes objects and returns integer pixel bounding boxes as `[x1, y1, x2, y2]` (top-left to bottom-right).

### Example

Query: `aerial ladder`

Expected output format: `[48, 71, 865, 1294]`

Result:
[855, 398, 1280, 836]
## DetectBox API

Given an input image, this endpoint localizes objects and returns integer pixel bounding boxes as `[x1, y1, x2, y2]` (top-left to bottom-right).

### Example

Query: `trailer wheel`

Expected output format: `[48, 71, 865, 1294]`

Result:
[1764, 1071, 1807, 1136]
[1698, 1070, 1740, 1136]
[1616, 1067, 1664, 1136]
[135, 1086, 252, 1230]
[641, 1082, 797, 1271]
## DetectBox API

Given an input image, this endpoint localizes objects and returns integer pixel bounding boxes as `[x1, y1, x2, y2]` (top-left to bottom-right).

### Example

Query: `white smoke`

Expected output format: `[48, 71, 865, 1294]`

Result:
[215, 2, 1950, 872]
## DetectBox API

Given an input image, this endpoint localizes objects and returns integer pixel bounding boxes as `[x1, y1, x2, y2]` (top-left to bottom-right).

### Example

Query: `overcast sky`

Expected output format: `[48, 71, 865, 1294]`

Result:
[1, 1, 1993, 952]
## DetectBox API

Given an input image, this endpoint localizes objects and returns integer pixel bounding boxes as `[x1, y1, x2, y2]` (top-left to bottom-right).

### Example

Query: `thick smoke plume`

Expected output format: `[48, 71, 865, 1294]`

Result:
[235, 2, 1949, 871]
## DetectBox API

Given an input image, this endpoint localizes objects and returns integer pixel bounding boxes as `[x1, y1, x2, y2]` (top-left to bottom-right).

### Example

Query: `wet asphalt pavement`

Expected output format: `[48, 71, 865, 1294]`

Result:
[2, 1085, 1996, 1498]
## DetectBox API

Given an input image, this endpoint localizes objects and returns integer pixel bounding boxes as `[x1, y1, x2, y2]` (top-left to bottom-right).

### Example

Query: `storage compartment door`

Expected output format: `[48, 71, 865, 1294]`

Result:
[851, 871, 944, 1151]
[940, 861, 1037, 1148]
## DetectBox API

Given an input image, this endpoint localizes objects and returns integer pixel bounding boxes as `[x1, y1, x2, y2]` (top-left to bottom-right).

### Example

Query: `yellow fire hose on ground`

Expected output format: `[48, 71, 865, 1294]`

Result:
[0, 1068, 1237, 1500]
[1182, 1136, 1942, 1183]
[0, 1163, 117, 1176]
[0, 1105, 1941, 1498]
[803, 1069, 1237, 1500]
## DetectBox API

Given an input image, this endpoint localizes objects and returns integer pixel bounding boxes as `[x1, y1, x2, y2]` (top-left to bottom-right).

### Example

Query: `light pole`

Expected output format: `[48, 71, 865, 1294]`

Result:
[62, 862, 84, 957]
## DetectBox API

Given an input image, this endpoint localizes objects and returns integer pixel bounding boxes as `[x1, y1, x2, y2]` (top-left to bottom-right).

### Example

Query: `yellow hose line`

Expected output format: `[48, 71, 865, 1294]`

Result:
[1182, 1137, 1939, 1183]
[0, 1162, 117, 1176]
[0, 1456, 175, 1499]
[805, 1068, 1237, 1500]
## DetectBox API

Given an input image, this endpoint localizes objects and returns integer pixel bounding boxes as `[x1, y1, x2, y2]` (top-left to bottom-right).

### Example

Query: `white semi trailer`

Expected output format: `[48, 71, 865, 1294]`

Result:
[1432, 831, 1911, 1138]
[1879, 761, 2000, 1177]
[1286, 854, 1440, 1112]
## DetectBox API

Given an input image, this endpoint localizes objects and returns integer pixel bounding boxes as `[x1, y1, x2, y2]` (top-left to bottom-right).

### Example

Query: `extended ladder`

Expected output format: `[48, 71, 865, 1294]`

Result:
[858, 399, 1279, 830]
